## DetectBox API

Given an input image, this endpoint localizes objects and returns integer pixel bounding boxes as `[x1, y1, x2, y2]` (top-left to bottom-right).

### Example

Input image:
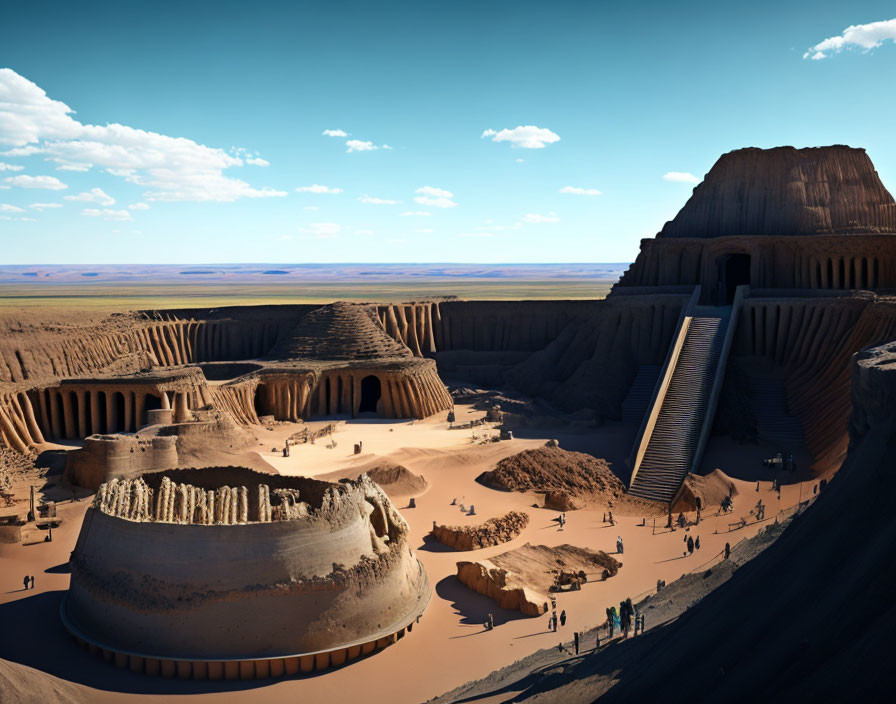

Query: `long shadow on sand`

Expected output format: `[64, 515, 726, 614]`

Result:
[435, 575, 528, 632]
[0, 591, 350, 694]
[418, 533, 457, 552]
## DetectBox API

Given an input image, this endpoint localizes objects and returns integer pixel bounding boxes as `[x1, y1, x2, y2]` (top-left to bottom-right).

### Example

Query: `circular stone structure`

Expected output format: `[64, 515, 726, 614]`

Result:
[62, 466, 430, 679]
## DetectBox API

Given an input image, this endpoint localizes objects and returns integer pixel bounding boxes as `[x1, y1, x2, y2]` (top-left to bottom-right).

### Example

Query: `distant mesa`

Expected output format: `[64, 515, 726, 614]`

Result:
[179, 270, 217, 275]
[80, 272, 99, 277]
[21, 272, 38, 277]
[659, 145, 896, 237]
[262, 269, 290, 275]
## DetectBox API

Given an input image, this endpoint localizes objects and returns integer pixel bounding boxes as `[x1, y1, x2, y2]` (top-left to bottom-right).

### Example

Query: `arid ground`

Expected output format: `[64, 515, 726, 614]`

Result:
[0, 399, 811, 704]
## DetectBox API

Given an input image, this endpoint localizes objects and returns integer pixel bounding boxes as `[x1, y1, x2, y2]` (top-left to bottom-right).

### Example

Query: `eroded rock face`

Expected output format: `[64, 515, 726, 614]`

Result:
[659, 146, 896, 237]
[64, 467, 430, 660]
[432, 511, 529, 551]
[456, 543, 620, 616]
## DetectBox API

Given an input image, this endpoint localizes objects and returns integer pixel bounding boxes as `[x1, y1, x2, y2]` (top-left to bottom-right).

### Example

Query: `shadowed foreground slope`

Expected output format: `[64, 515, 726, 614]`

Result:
[436, 344, 896, 703]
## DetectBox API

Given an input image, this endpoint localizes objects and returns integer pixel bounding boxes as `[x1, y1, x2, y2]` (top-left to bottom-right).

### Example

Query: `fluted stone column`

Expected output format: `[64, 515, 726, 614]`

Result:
[161, 391, 171, 410]
[174, 392, 190, 423]
[19, 393, 45, 445]
[123, 392, 133, 432]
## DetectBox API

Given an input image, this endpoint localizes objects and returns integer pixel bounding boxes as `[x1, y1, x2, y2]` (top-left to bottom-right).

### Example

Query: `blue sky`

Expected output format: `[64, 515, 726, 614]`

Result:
[1, 1, 895, 264]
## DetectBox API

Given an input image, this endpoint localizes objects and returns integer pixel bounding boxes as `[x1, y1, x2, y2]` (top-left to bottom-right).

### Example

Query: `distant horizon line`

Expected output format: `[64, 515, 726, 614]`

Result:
[0, 262, 632, 267]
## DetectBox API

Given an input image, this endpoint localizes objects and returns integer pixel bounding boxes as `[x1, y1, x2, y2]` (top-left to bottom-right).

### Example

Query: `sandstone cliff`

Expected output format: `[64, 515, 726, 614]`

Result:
[659, 146, 896, 237]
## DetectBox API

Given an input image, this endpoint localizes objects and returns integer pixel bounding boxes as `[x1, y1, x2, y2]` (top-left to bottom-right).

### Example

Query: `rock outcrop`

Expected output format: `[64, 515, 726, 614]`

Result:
[456, 543, 620, 616]
[432, 511, 529, 550]
[659, 146, 896, 237]
[477, 447, 624, 500]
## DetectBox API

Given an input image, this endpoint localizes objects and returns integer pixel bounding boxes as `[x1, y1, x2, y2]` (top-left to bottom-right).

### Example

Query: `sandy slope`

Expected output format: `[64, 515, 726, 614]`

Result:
[0, 404, 811, 704]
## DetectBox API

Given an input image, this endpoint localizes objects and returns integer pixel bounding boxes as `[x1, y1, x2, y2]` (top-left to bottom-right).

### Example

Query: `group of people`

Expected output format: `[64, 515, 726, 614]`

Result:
[605, 597, 641, 639]
[547, 608, 567, 632]
[684, 533, 701, 556]
[22, 575, 35, 590]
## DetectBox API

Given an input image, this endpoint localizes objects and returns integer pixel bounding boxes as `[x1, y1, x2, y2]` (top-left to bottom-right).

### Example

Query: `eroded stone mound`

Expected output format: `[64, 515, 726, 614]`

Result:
[659, 145, 896, 237]
[673, 469, 739, 512]
[366, 463, 428, 496]
[456, 543, 620, 616]
[267, 302, 412, 361]
[544, 491, 579, 511]
[477, 447, 623, 501]
[432, 511, 529, 551]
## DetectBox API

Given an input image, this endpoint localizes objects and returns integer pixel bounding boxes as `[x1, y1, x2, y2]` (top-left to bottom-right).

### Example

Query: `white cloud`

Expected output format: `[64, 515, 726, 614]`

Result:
[803, 18, 896, 59]
[345, 139, 378, 152]
[400, 211, 431, 217]
[559, 185, 601, 196]
[300, 222, 341, 238]
[358, 195, 398, 205]
[64, 187, 115, 206]
[4, 174, 67, 189]
[414, 185, 457, 208]
[515, 158, 525, 163]
[481, 125, 560, 149]
[1, 203, 24, 212]
[296, 184, 343, 194]
[82, 208, 132, 221]
[246, 157, 269, 166]
[382, 144, 393, 150]
[0, 162, 23, 171]
[29, 202, 61, 210]
[0, 69, 285, 202]
[128, 202, 149, 210]
[662, 171, 700, 184]
[55, 162, 91, 171]
[0, 215, 35, 222]
[522, 212, 560, 223]
[322, 129, 348, 137]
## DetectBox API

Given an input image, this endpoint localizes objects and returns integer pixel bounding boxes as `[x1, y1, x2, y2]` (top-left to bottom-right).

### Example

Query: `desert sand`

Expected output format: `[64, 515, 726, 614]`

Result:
[0, 401, 813, 704]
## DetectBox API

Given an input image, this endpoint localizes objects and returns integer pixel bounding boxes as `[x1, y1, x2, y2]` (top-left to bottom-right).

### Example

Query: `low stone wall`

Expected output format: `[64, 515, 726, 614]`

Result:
[432, 511, 529, 551]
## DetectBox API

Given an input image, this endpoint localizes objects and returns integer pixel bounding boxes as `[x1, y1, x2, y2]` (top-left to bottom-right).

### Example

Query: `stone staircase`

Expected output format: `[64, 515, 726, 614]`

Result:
[621, 365, 661, 424]
[628, 309, 731, 502]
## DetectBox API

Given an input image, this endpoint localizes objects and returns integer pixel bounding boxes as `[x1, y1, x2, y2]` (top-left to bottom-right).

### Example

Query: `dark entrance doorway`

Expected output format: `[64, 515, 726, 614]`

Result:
[359, 375, 381, 414]
[720, 253, 750, 304]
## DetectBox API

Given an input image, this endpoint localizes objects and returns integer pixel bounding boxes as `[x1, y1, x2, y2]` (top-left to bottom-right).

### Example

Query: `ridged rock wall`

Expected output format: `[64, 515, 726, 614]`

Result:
[506, 295, 687, 417]
[659, 146, 896, 237]
[376, 301, 597, 355]
[734, 296, 896, 473]
[615, 234, 896, 294]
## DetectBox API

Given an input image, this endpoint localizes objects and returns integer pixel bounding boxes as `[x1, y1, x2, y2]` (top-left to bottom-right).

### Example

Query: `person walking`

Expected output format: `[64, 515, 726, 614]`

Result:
[616, 536, 624, 554]
[559, 610, 567, 628]
[574, 631, 580, 655]
[695, 536, 701, 551]
[29, 575, 34, 589]
[687, 535, 695, 556]
[23, 575, 29, 591]
[724, 542, 731, 559]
